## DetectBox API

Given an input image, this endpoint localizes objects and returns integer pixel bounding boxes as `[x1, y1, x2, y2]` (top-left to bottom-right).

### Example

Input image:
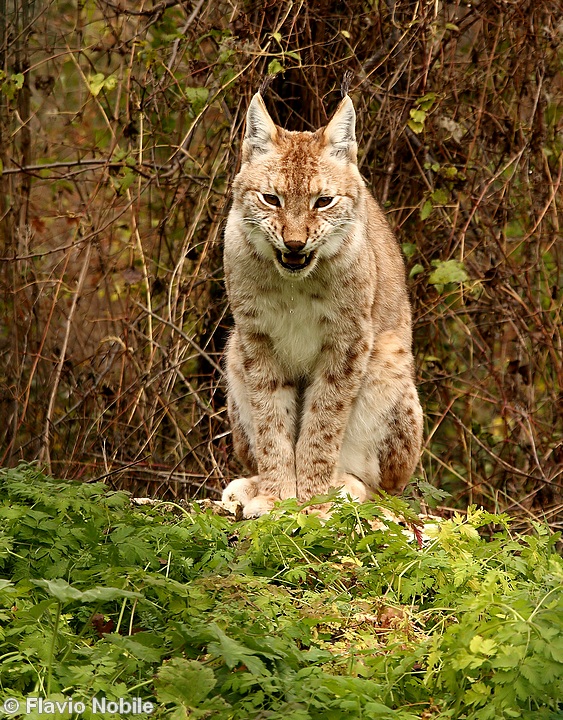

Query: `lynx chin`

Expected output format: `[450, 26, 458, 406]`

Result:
[222, 90, 423, 518]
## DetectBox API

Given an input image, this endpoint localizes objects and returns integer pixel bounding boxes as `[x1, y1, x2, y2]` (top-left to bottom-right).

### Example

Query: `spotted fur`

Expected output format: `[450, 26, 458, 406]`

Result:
[222, 92, 423, 517]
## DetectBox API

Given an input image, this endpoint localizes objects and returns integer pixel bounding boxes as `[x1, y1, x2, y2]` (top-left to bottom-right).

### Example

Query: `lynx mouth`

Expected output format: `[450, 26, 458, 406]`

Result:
[276, 250, 314, 272]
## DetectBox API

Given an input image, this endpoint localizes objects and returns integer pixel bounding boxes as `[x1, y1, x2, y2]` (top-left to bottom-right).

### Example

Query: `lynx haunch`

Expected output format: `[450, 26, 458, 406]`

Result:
[222, 90, 423, 517]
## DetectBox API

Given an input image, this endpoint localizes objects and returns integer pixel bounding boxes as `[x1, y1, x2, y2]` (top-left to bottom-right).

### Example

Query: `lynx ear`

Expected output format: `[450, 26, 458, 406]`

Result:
[323, 95, 357, 163]
[242, 93, 278, 161]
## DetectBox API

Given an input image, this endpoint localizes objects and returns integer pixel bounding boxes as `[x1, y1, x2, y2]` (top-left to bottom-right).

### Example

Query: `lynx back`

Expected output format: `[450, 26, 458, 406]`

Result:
[222, 91, 423, 517]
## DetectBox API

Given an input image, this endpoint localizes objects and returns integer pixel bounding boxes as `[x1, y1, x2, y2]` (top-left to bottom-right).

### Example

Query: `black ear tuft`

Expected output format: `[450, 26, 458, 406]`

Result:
[341, 70, 354, 98]
[259, 74, 276, 97]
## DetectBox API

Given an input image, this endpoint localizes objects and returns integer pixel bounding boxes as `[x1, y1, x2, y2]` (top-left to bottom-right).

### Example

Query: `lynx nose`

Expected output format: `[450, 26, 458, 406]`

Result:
[283, 238, 307, 252]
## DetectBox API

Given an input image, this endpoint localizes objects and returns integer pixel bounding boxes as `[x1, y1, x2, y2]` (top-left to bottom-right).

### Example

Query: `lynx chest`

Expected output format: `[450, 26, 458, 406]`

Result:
[247, 281, 336, 376]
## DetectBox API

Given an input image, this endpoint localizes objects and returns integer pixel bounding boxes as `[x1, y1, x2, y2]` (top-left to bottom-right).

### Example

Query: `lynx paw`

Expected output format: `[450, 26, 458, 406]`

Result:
[301, 476, 369, 519]
[222, 477, 259, 506]
[338, 474, 369, 503]
[222, 478, 280, 518]
[242, 494, 279, 518]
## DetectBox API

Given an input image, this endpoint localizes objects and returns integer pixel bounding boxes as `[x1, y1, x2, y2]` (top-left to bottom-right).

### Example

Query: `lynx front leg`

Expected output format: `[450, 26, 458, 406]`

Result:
[223, 330, 299, 515]
[295, 334, 371, 501]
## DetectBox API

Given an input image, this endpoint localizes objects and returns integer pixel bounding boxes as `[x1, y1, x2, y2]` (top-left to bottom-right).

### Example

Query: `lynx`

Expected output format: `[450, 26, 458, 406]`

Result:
[221, 89, 423, 518]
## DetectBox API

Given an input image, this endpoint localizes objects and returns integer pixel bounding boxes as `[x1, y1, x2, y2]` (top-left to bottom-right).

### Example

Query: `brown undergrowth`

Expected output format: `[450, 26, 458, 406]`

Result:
[0, 0, 561, 528]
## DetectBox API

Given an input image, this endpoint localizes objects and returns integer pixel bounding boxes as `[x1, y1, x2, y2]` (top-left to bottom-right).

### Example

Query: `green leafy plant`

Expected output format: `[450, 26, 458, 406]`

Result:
[87, 73, 117, 97]
[428, 259, 469, 291]
[407, 93, 437, 134]
[0, 464, 561, 719]
[0, 70, 24, 99]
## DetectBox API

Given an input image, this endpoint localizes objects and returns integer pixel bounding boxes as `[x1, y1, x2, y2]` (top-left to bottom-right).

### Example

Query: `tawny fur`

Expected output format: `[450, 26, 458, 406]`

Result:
[222, 92, 423, 518]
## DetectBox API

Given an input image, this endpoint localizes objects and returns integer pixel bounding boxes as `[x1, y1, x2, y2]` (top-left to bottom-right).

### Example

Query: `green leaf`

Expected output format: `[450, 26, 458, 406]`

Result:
[549, 640, 563, 663]
[364, 700, 398, 715]
[12, 73, 24, 90]
[33, 578, 85, 602]
[155, 658, 216, 707]
[33, 578, 142, 603]
[409, 263, 424, 279]
[464, 681, 491, 705]
[1, 72, 25, 99]
[207, 624, 268, 675]
[520, 659, 543, 686]
[268, 59, 285, 75]
[87, 73, 106, 97]
[185, 86, 209, 115]
[104, 633, 164, 663]
[420, 199, 433, 220]
[407, 119, 424, 134]
[416, 480, 451, 506]
[417, 92, 437, 111]
[410, 109, 426, 124]
[409, 109, 427, 134]
[440, 165, 459, 179]
[80, 585, 143, 602]
[114, 166, 136, 195]
[431, 188, 449, 204]
[428, 259, 469, 286]
[401, 242, 417, 258]
[2, 464, 563, 719]
[104, 75, 117, 92]
[469, 635, 498, 656]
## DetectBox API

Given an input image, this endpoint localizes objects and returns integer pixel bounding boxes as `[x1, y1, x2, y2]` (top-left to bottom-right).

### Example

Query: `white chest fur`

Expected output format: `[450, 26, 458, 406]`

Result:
[252, 281, 330, 375]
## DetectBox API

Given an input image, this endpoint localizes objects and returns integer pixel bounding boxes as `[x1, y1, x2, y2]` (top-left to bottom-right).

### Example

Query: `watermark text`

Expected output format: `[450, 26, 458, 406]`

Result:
[1, 696, 154, 716]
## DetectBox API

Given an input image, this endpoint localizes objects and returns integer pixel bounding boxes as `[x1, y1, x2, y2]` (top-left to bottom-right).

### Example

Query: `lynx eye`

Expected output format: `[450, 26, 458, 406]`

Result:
[258, 192, 282, 208]
[314, 196, 337, 210]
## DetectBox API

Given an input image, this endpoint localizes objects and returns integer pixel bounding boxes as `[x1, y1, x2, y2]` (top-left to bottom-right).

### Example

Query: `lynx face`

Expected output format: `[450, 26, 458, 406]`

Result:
[232, 94, 364, 279]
